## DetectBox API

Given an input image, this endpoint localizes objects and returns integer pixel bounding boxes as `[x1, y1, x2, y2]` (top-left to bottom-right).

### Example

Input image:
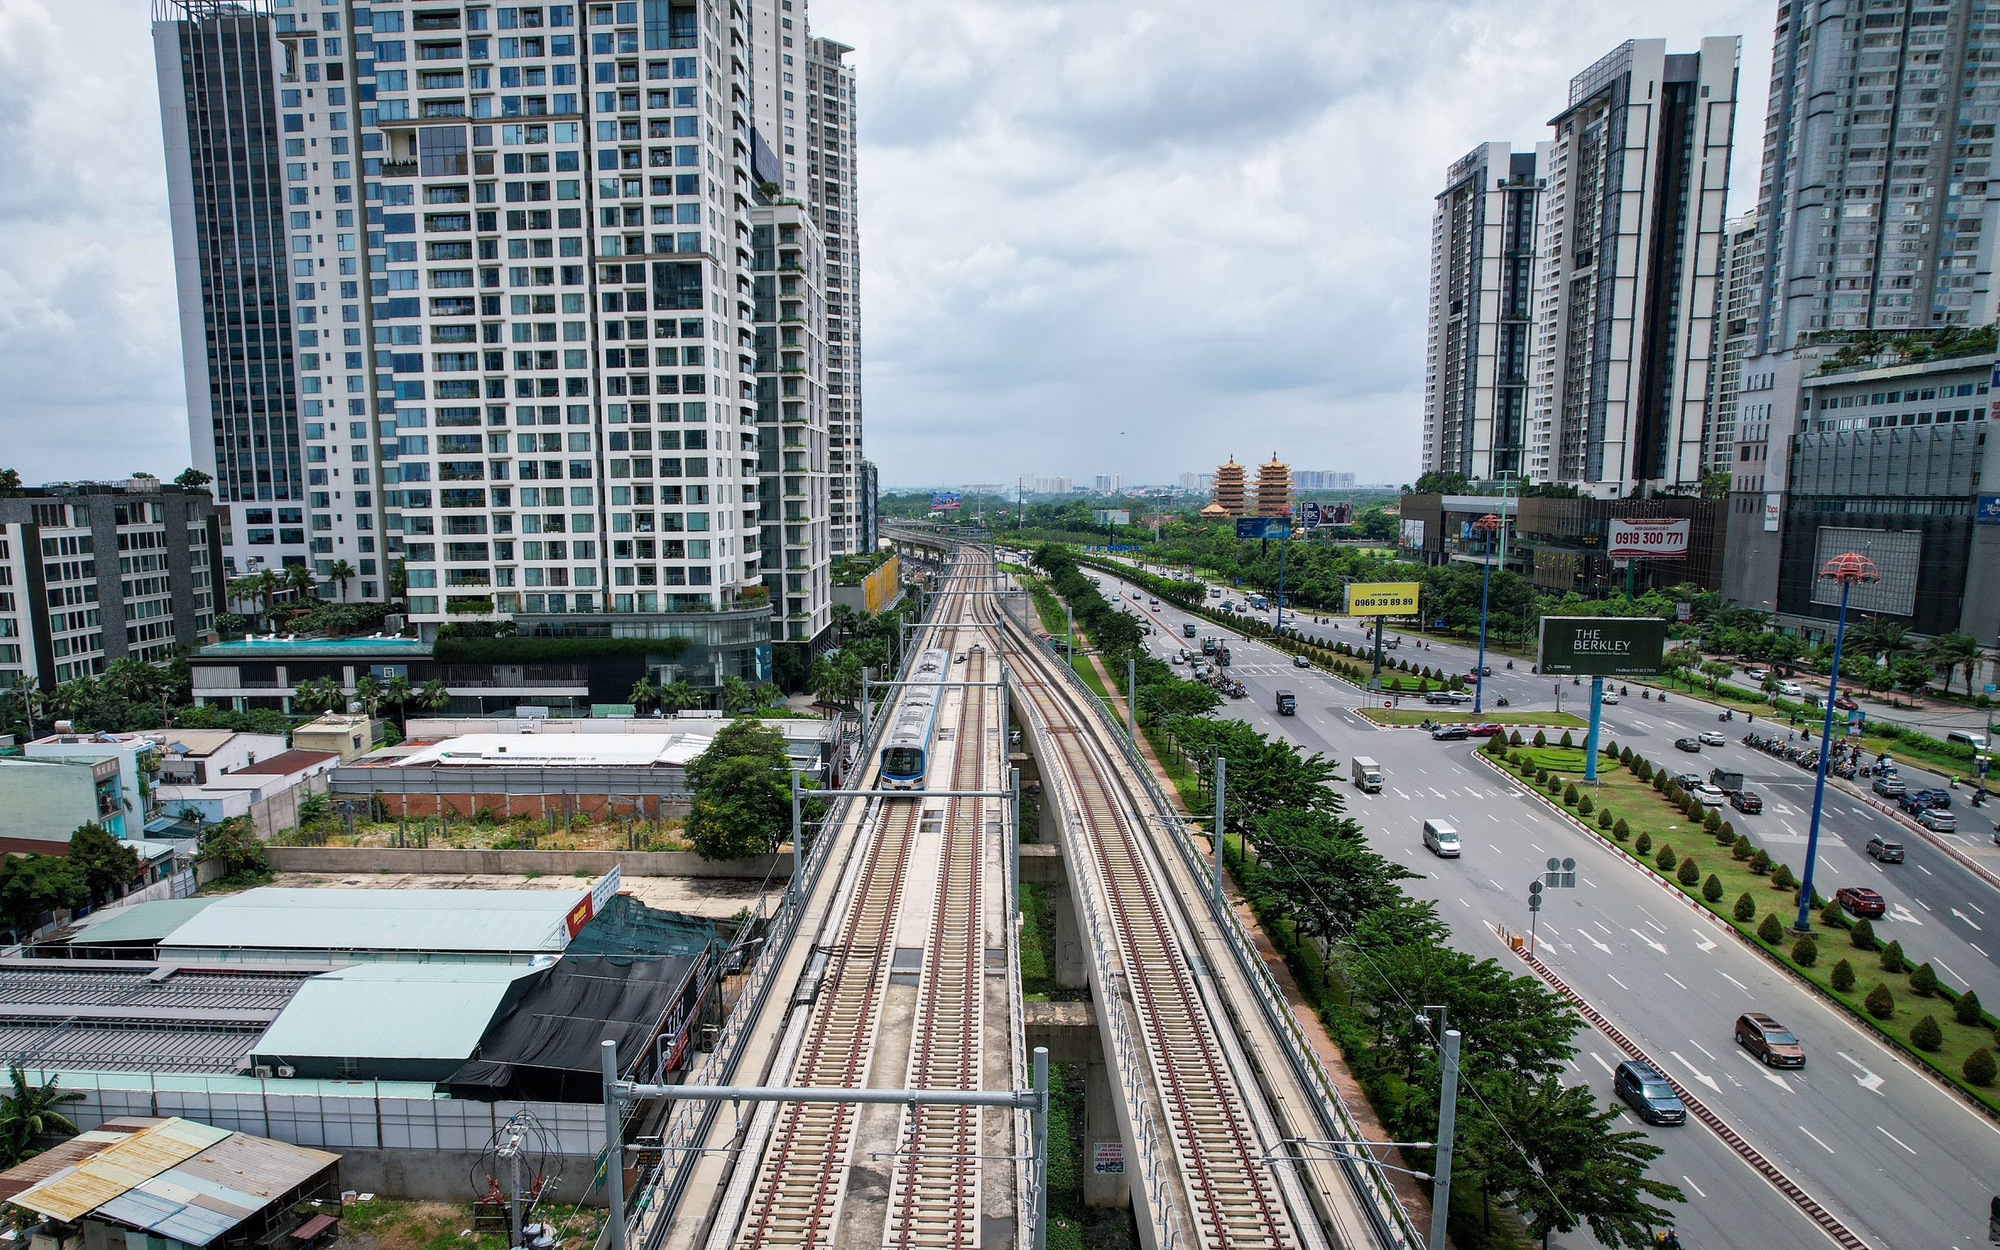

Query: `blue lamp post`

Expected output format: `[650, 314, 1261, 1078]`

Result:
[1472, 513, 1502, 715]
[1796, 552, 1880, 933]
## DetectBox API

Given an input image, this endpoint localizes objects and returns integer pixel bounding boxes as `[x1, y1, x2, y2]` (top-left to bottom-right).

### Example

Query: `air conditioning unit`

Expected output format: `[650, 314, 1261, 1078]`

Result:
[252, 1065, 274, 1079]
[276, 1064, 297, 1079]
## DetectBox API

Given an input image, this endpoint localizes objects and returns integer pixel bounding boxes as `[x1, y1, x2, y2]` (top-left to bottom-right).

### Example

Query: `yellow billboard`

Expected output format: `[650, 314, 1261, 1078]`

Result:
[863, 554, 901, 615]
[1346, 581, 1420, 617]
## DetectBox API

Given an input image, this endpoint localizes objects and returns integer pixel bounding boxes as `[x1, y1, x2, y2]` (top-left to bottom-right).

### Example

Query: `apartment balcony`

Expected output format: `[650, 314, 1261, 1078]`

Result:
[381, 159, 419, 178]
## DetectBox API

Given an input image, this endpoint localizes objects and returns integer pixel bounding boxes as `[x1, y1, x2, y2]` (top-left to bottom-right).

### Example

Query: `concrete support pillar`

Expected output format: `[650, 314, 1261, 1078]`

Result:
[1081, 1061, 1129, 1209]
[1049, 878, 1089, 991]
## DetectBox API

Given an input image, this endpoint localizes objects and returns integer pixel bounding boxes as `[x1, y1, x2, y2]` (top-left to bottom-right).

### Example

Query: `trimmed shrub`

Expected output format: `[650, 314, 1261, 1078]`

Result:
[1731, 834, 1754, 861]
[1637, 759, 1655, 781]
[1720, 820, 1736, 841]
[1678, 857, 1701, 887]
[1733, 892, 1757, 922]
[1604, 740, 1619, 759]
[1966, 1049, 1997, 1087]
[1577, 794, 1595, 815]
[1866, 982, 1896, 1019]
[1758, 912, 1786, 945]
[1881, 939, 1906, 973]
[1547, 776, 1564, 796]
[1656, 844, 1678, 873]
[1620, 746, 1635, 767]
[1559, 731, 1574, 749]
[1611, 816, 1630, 840]
[1792, 934, 1818, 967]
[1820, 900, 1848, 929]
[1850, 917, 1878, 950]
[1563, 782, 1580, 806]
[1536, 768, 1550, 784]
[1652, 772, 1667, 792]
[1533, 730, 1548, 748]
[1770, 863, 1797, 891]
[1911, 1014, 1944, 1052]
[1703, 808, 1723, 835]
[1634, 831, 1653, 856]
[1749, 849, 1773, 875]
[1831, 958, 1855, 992]
[1911, 962, 1940, 997]
[1509, 729, 1525, 747]
[1597, 808, 1614, 829]
[1955, 989, 1984, 1028]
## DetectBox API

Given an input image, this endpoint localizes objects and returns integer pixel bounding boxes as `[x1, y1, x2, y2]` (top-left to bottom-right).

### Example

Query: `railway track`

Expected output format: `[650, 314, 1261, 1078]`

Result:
[1011, 643, 1299, 1249]
[733, 574, 1006, 1249]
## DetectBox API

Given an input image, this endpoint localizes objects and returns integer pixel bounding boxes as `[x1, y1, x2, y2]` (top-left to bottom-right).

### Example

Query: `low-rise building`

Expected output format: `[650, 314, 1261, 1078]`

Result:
[152, 748, 339, 837]
[290, 714, 378, 763]
[23, 733, 159, 833]
[0, 757, 132, 849]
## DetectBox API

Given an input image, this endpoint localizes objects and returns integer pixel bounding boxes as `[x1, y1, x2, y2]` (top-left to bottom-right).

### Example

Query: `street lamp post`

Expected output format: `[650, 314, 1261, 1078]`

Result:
[1472, 513, 1502, 715]
[1796, 553, 1880, 934]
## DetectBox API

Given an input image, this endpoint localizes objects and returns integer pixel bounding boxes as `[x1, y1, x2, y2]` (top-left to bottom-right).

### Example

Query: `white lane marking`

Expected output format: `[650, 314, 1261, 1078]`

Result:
[1719, 971, 1749, 992]
[1935, 958, 1967, 987]
[1915, 898, 1933, 913]
[1969, 899, 1987, 916]
[1890, 903, 1926, 926]
[1458, 898, 1471, 908]
[1877, 1126, 1918, 1155]
[1737, 1051, 1792, 1090]
[1665, 972, 1689, 990]
[1681, 1174, 1708, 1200]
[1607, 973, 1630, 990]
[1799, 1126, 1837, 1154]
[1692, 930, 1718, 953]
[1952, 907, 1983, 930]
[1838, 1051, 1885, 1094]
[1630, 928, 1670, 955]
[1974, 943, 1989, 958]
[1590, 1052, 1616, 1076]
[1669, 1051, 1721, 1094]
[1918, 863, 1935, 876]
[1529, 842, 1546, 853]
[1689, 1039, 1719, 1061]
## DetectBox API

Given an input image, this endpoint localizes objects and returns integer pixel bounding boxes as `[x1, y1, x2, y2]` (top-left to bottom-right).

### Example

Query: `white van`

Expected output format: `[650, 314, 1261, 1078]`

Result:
[1947, 729, 1988, 751]
[1422, 819, 1461, 858]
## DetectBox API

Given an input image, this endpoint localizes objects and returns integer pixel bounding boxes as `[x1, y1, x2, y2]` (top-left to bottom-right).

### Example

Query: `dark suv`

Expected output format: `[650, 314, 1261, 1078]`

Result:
[1729, 789, 1764, 814]
[1734, 1012, 1806, 1068]
[1865, 836, 1904, 863]
[1430, 724, 1471, 741]
[1872, 775, 1907, 799]
[1613, 1060, 1687, 1125]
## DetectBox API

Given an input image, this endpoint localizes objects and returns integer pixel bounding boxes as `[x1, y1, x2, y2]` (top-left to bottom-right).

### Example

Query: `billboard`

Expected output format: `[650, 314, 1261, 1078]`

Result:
[1977, 495, 2000, 526]
[1606, 518, 1691, 558]
[1347, 582, 1420, 617]
[1537, 617, 1668, 676]
[1235, 516, 1290, 540]
[1302, 501, 1322, 529]
[1399, 518, 1425, 548]
[930, 491, 961, 511]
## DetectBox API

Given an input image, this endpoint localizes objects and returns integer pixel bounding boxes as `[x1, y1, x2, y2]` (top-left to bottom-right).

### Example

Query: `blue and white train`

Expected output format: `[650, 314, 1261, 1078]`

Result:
[880, 647, 951, 789]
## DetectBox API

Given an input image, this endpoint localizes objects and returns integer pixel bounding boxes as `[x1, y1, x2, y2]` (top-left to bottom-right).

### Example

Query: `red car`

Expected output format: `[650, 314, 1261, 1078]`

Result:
[1834, 695, 1858, 712]
[1465, 723, 1504, 738]
[1836, 886, 1887, 919]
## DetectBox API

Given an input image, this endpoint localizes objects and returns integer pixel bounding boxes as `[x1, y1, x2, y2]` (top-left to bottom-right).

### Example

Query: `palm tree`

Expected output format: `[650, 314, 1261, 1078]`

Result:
[383, 673, 413, 723]
[658, 681, 701, 715]
[327, 559, 357, 603]
[99, 658, 164, 706]
[291, 678, 341, 714]
[253, 568, 282, 628]
[44, 678, 98, 726]
[629, 675, 661, 714]
[351, 674, 382, 716]
[415, 678, 451, 714]
[282, 563, 318, 607]
[830, 604, 860, 644]
[0, 1066, 83, 1167]
[226, 576, 265, 619]
[1922, 631, 1982, 696]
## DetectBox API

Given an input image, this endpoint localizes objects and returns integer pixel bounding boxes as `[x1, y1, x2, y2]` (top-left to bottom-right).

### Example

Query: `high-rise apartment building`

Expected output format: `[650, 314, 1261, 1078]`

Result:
[1708, 211, 1761, 472]
[806, 37, 862, 558]
[155, 0, 860, 657]
[1754, 0, 2000, 350]
[0, 481, 223, 690]
[1530, 39, 1738, 496]
[1423, 142, 1541, 481]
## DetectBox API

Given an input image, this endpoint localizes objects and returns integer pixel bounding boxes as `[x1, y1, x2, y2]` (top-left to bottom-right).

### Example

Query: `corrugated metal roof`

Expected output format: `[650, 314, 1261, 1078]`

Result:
[252, 963, 544, 1062]
[12, 1118, 227, 1221]
[231, 749, 338, 777]
[0, 1124, 149, 1201]
[71, 898, 219, 945]
[160, 888, 582, 955]
[6, 1119, 337, 1246]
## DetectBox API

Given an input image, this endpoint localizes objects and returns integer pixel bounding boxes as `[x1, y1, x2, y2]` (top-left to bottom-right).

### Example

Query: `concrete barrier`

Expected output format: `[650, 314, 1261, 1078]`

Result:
[262, 846, 788, 878]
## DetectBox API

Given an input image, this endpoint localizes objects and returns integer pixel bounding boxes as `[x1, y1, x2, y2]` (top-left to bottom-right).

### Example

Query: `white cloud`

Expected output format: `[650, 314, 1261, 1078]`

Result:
[0, 0, 1774, 489]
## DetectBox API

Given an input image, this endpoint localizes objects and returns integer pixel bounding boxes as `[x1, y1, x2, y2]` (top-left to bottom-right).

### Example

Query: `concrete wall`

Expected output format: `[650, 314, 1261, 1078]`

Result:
[263, 846, 787, 878]
[336, 788, 691, 823]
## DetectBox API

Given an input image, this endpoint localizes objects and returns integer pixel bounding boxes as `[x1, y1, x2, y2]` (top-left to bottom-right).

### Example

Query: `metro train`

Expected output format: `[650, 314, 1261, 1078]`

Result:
[880, 647, 951, 789]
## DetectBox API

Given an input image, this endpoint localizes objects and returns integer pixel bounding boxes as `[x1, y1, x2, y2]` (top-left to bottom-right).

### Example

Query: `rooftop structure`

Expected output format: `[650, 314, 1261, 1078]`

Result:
[1211, 459, 1247, 517]
[5, 1116, 340, 1248]
[156, 887, 587, 966]
[251, 964, 543, 1083]
[390, 732, 714, 770]
[0, 963, 312, 1074]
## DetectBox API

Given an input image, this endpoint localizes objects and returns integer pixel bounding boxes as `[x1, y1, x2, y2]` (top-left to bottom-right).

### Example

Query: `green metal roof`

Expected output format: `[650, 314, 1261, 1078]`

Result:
[71, 898, 220, 946]
[251, 963, 545, 1063]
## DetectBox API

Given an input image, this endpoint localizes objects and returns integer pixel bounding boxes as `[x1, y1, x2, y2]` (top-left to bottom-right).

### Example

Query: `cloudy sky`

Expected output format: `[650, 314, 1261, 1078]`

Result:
[0, 0, 1772, 492]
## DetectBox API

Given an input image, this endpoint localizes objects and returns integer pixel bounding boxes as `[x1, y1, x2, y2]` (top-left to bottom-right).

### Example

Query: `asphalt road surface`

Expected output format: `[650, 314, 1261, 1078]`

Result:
[1091, 566, 2000, 1250]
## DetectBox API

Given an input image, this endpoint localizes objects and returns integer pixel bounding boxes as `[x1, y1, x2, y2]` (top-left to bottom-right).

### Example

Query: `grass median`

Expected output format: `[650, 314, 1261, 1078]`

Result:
[1499, 739, 2000, 1113]
[1357, 709, 1587, 729]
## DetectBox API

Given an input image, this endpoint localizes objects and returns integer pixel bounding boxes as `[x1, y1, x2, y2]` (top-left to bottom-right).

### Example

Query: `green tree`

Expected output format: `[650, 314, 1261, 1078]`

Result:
[282, 562, 318, 604]
[0, 856, 86, 937]
[718, 675, 772, 715]
[382, 673, 413, 723]
[686, 754, 790, 860]
[1911, 1013, 1944, 1051]
[327, 558, 357, 603]
[173, 467, 213, 492]
[1866, 982, 1895, 1019]
[628, 675, 661, 715]
[67, 822, 140, 906]
[1955, 989, 1984, 1027]
[415, 678, 451, 713]
[196, 816, 268, 883]
[659, 680, 702, 714]
[1831, 958, 1855, 992]
[1966, 1049, 1997, 1086]
[1758, 912, 1786, 945]
[1881, 938, 1906, 971]
[1920, 631, 1982, 695]
[0, 1066, 84, 1168]
[1251, 812, 1416, 944]
[1791, 933, 1818, 967]
[1910, 961, 1940, 996]
[350, 674, 382, 717]
[1474, 1071, 1683, 1249]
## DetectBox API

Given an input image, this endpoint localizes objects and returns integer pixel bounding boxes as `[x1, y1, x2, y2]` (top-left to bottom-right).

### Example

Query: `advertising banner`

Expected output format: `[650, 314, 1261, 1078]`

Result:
[930, 491, 961, 511]
[1399, 518, 1425, 548]
[1346, 582, 1421, 617]
[1537, 617, 1668, 676]
[1303, 501, 1322, 529]
[1606, 518, 1691, 558]
[1977, 495, 2000, 526]
[1235, 517, 1289, 540]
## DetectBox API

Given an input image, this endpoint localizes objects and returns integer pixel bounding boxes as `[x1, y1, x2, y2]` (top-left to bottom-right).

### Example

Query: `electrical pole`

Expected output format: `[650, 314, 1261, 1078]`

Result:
[1430, 1028, 1462, 1250]
[1213, 756, 1227, 914]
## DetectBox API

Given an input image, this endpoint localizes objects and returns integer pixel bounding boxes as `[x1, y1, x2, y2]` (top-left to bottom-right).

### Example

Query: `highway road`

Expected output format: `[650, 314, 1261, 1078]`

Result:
[1086, 564, 2000, 1250]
